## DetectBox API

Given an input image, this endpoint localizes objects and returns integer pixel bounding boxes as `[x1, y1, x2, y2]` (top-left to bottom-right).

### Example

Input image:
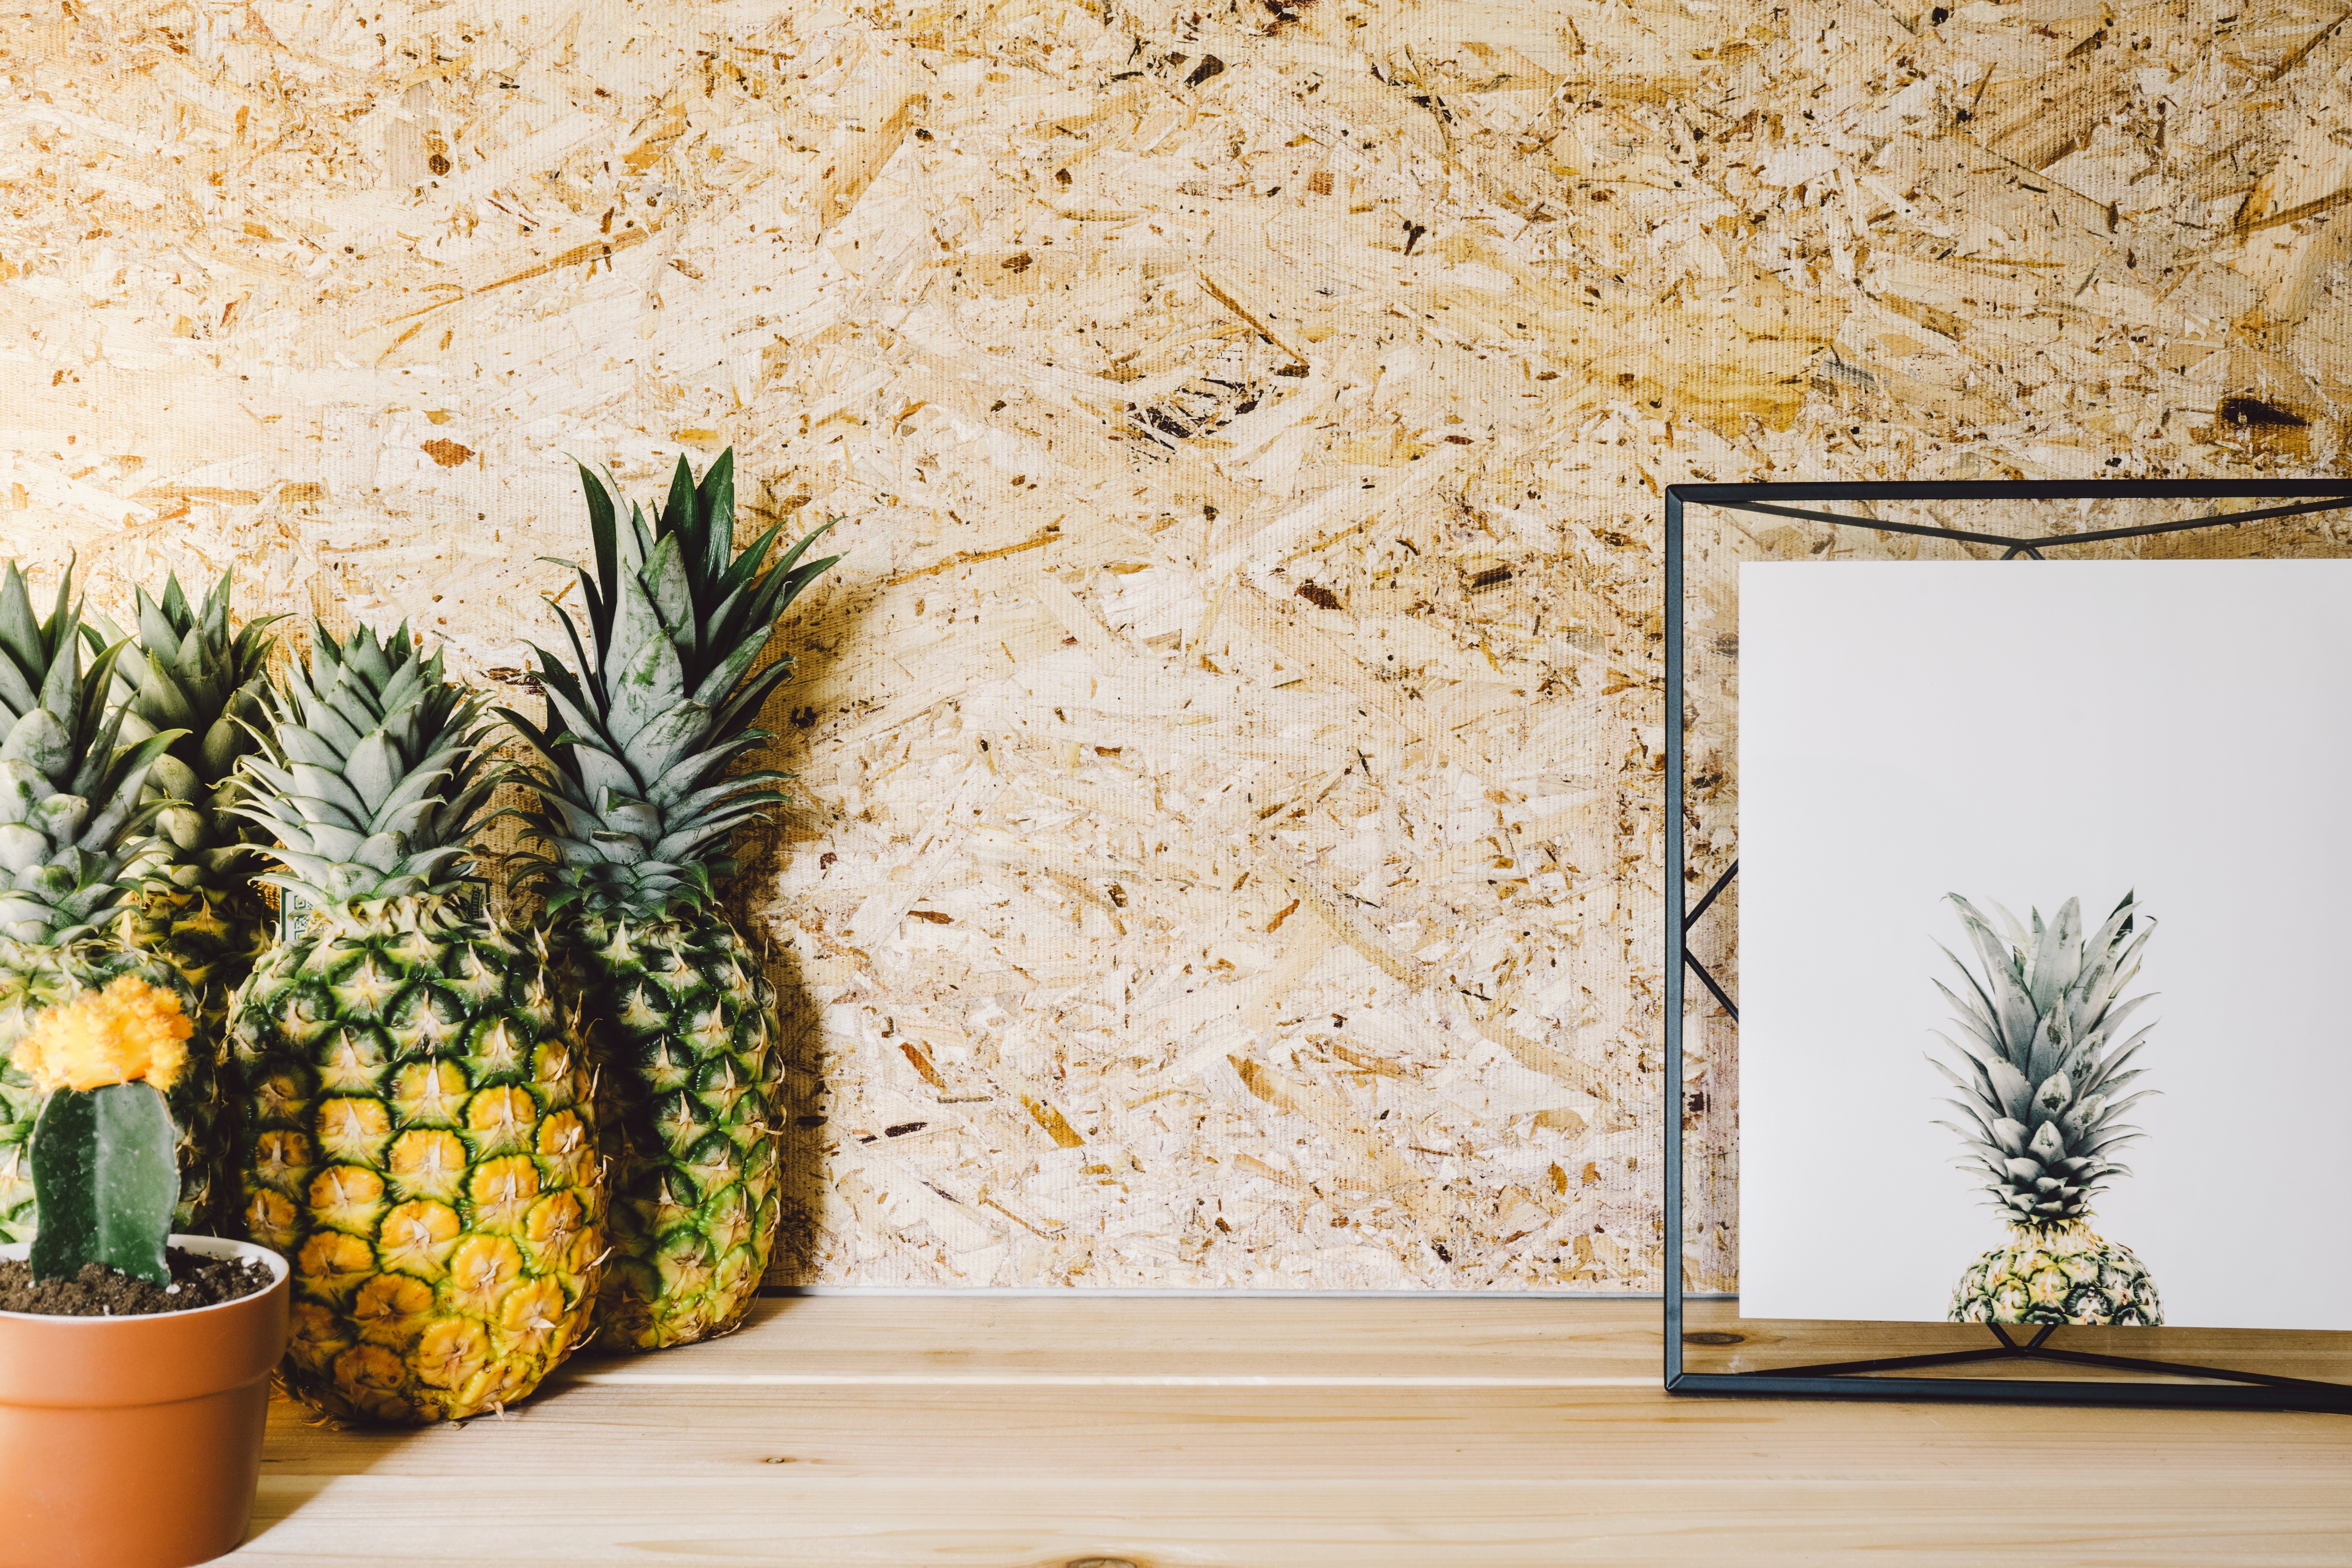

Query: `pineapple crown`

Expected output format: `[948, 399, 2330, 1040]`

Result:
[86, 569, 284, 888]
[1931, 892, 2158, 1227]
[501, 449, 839, 918]
[0, 562, 183, 944]
[235, 621, 501, 909]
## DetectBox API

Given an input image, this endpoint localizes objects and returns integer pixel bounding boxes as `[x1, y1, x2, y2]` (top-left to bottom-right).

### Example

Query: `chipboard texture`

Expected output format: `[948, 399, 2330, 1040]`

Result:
[2, 0, 2344, 1289]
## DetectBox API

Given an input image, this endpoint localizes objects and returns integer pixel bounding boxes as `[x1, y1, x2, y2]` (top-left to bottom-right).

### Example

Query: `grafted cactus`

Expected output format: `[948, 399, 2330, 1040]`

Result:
[16, 974, 194, 1284]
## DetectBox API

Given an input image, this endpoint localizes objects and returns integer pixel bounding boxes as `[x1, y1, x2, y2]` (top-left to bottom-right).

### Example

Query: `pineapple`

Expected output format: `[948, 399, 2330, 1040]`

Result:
[92, 569, 283, 996]
[231, 623, 607, 1422]
[503, 451, 837, 1349]
[1949, 1219, 2160, 1327]
[0, 562, 204, 1240]
[1932, 892, 2163, 1327]
[87, 571, 282, 1224]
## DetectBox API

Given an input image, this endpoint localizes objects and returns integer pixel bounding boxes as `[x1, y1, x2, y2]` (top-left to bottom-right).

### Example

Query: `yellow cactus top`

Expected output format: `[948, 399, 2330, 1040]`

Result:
[12, 976, 193, 1094]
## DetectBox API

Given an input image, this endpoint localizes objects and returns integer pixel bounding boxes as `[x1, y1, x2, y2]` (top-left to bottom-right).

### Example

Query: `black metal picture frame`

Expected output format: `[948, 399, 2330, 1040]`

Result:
[1663, 480, 2352, 1412]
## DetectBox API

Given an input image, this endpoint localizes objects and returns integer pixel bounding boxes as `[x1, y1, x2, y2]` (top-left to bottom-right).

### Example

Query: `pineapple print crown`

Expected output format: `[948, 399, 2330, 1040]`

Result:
[88, 569, 283, 889]
[503, 449, 839, 918]
[0, 562, 183, 944]
[1931, 892, 2157, 1226]
[236, 621, 500, 908]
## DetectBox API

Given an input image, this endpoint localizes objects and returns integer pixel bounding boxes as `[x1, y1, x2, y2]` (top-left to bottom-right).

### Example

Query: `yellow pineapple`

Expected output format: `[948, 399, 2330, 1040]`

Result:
[232, 623, 606, 1421]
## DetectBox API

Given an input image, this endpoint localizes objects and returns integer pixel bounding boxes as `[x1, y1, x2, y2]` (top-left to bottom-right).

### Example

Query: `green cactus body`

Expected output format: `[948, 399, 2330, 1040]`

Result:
[28, 1079, 177, 1285]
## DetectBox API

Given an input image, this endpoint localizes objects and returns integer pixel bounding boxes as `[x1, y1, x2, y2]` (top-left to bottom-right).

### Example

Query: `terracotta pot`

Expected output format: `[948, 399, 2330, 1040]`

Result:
[0, 1234, 290, 1568]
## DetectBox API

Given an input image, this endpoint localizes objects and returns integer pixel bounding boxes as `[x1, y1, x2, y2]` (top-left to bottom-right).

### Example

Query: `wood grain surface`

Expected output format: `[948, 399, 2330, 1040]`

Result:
[224, 1297, 2352, 1565]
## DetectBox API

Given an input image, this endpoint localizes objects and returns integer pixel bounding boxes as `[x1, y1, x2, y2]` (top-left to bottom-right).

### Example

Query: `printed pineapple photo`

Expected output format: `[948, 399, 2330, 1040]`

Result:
[1931, 893, 2162, 1327]
[1740, 560, 2352, 1330]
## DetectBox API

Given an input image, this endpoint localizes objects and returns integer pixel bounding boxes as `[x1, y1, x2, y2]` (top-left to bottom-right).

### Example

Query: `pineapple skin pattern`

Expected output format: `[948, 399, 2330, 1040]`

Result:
[1932, 893, 2163, 1327]
[1951, 1218, 2161, 1327]
[236, 903, 606, 1422]
[577, 910, 778, 1350]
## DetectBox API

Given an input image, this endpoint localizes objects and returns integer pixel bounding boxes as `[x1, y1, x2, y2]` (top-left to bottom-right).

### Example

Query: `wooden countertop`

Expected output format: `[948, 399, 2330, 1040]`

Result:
[228, 1296, 2352, 1566]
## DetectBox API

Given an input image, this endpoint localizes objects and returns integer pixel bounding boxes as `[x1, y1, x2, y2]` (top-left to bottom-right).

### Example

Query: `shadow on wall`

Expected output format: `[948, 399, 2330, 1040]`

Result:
[731, 512, 860, 1291]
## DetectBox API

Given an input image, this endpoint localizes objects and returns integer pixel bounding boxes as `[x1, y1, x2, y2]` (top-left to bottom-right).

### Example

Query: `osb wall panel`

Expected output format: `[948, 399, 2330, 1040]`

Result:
[2, 0, 2340, 1289]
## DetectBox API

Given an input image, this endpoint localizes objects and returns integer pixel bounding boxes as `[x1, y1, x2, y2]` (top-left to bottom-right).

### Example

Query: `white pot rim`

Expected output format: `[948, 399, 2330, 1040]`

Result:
[0, 1234, 288, 1323]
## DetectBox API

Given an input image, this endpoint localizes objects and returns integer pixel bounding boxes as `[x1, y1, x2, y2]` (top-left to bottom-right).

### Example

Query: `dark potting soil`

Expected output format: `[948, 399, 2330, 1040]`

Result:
[0, 1247, 273, 1317]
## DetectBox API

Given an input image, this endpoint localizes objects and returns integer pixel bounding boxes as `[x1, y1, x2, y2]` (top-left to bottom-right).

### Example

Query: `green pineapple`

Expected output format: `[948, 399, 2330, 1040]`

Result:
[502, 451, 837, 1349]
[1933, 892, 2163, 1327]
[91, 569, 283, 996]
[0, 562, 202, 1240]
[231, 623, 606, 1422]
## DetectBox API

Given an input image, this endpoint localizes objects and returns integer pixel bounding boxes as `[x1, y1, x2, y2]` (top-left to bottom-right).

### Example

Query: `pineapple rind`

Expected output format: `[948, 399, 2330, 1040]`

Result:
[1949, 1218, 2162, 1327]
[117, 884, 273, 994]
[236, 899, 607, 1423]
[114, 884, 274, 1194]
[0, 937, 216, 1239]
[575, 908, 779, 1350]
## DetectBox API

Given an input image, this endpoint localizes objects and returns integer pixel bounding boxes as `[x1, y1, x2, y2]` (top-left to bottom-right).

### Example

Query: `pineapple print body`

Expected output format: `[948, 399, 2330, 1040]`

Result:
[0, 939, 214, 1240]
[581, 910, 780, 1349]
[1951, 1218, 2161, 1327]
[238, 902, 606, 1423]
[1933, 894, 2164, 1326]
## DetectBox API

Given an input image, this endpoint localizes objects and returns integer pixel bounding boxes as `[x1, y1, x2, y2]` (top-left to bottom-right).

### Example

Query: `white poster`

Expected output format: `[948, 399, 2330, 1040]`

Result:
[1737, 559, 2352, 1329]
